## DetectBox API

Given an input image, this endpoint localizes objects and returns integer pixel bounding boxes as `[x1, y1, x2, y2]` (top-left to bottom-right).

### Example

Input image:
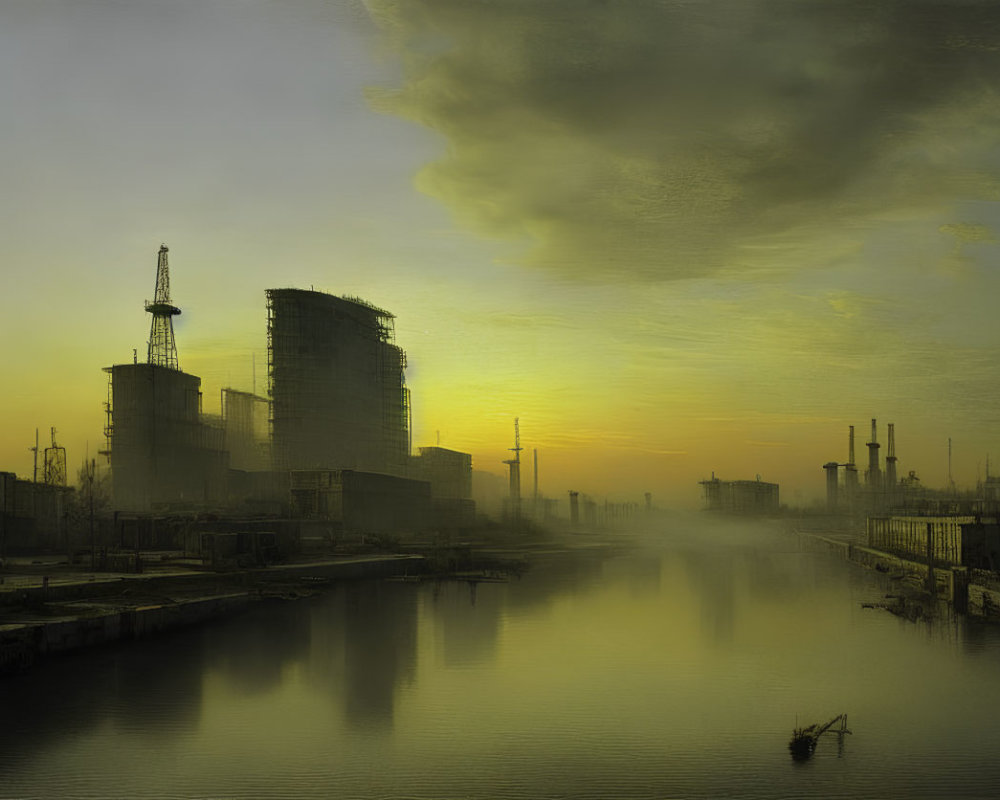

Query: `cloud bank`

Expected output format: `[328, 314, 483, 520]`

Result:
[366, 0, 1000, 280]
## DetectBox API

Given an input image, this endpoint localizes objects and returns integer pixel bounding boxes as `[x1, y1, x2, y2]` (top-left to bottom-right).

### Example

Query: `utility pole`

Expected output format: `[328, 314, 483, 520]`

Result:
[88, 459, 96, 571]
[29, 428, 40, 483]
[948, 437, 955, 492]
[29, 428, 38, 519]
[533, 448, 539, 502]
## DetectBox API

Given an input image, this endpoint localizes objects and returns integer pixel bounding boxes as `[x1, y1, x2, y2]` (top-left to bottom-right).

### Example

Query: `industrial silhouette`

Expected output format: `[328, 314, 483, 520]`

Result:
[94, 245, 474, 539]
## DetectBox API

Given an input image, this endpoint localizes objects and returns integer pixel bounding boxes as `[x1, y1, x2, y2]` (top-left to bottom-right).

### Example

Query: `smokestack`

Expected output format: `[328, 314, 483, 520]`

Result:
[533, 448, 538, 502]
[885, 423, 897, 494]
[845, 425, 859, 500]
[866, 418, 881, 491]
[949, 437, 954, 491]
[824, 462, 839, 511]
[569, 490, 580, 526]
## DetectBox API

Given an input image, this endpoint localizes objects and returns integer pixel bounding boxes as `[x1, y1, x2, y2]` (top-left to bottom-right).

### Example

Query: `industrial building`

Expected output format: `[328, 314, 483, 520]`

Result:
[412, 446, 476, 528]
[0, 473, 73, 553]
[699, 475, 780, 514]
[867, 514, 1000, 571]
[99, 248, 470, 537]
[267, 289, 410, 476]
[221, 388, 270, 472]
[823, 420, 944, 515]
[289, 469, 431, 535]
[413, 447, 472, 500]
[105, 364, 227, 510]
[104, 246, 228, 511]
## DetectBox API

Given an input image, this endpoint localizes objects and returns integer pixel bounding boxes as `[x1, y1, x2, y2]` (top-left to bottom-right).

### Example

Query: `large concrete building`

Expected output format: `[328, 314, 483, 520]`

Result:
[267, 289, 410, 475]
[699, 475, 780, 514]
[104, 364, 228, 511]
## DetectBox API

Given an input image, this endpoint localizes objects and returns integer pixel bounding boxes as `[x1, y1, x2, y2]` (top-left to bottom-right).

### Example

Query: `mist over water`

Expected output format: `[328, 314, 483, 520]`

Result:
[3, 515, 1000, 799]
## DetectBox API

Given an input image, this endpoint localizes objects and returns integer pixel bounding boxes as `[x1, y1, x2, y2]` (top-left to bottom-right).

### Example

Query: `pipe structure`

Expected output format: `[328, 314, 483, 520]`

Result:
[885, 423, 897, 496]
[824, 462, 840, 511]
[866, 418, 881, 491]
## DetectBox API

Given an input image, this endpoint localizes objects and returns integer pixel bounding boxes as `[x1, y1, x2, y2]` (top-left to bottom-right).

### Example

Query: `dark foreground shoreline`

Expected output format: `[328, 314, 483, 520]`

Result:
[0, 554, 430, 674]
[0, 533, 624, 675]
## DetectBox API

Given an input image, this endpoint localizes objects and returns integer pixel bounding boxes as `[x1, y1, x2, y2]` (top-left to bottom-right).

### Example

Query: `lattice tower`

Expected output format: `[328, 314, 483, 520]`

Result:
[146, 244, 181, 369]
[43, 427, 67, 487]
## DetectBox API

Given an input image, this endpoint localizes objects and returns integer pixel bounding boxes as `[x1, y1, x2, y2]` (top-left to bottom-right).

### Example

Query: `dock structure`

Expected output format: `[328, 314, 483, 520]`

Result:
[789, 713, 851, 760]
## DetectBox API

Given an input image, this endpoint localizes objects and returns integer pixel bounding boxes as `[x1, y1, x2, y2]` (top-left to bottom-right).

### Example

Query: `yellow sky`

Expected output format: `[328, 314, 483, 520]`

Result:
[2, 2, 999, 509]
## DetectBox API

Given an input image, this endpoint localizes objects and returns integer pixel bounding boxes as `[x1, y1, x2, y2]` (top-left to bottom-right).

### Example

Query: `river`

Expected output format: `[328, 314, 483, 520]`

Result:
[3, 515, 1000, 799]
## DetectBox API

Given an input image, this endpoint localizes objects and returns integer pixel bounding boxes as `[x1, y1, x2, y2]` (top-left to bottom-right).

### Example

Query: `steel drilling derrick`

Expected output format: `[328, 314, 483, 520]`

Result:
[145, 243, 181, 369]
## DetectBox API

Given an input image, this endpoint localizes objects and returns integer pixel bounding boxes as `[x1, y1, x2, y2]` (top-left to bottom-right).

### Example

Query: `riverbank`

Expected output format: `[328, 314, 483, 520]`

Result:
[0, 553, 427, 674]
[0, 531, 619, 675]
[795, 528, 1000, 621]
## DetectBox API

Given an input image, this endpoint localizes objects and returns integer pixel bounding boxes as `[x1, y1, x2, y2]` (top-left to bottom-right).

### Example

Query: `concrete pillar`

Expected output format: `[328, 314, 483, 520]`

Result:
[824, 462, 839, 511]
[952, 566, 969, 614]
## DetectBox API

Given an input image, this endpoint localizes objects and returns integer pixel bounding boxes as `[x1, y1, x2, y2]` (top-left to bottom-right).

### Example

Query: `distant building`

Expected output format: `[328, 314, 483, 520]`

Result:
[867, 514, 1000, 569]
[699, 475, 780, 514]
[0, 472, 72, 552]
[288, 469, 430, 535]
[221, 388, 270, 471]
[413, 447, 472, 499]
[983, 476, 1000, 504]
[412, 446, 475, 528]
[104, 364, 228, 511]
[267, 289, 410, 476]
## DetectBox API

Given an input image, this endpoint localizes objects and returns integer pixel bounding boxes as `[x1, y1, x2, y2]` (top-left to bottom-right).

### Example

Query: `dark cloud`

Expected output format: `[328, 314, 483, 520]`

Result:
[366, 0, 1000, 280]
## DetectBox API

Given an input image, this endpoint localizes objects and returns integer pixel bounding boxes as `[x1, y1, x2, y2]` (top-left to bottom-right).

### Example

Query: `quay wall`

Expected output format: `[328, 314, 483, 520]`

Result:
[0, 593, 252, 673]
[0, 555, 426, 673]
[0, 554, 425, 608]
[796, 532, 957, 603]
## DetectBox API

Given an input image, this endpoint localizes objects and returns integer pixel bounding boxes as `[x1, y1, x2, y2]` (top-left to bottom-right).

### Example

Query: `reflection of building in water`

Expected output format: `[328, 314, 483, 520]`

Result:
[341, 582, 418, 729]
[206, 601, 312, 695]
[267, 288, 410, 476]
[431, 582, 502, 668]
[0, 622, 206, 760]
[699, 474, 779, 514]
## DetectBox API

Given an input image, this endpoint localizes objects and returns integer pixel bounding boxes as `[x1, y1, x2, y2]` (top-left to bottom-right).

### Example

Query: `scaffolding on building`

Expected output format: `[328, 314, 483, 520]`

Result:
[266, 288, 410, 475]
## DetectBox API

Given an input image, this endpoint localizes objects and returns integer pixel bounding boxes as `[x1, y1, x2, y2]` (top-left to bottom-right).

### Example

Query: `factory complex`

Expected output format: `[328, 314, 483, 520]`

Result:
[2, 246, 488, 560]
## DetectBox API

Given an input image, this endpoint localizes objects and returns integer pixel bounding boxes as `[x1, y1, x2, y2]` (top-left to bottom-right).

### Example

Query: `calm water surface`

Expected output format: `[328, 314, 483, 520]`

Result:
[3, 517, 1000, 799]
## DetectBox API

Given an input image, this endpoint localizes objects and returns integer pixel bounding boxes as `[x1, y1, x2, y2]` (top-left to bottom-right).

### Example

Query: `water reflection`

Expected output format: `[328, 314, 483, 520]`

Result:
[206, 602, 312, 696]
[429, 580, 502, 668]
[0, 627, 206, 782]
[340, 581, 417, 729]
[5, 523, 1000, 798]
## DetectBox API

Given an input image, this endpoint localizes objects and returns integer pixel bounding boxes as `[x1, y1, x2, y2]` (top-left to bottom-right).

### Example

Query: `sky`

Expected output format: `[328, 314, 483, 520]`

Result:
[2, 0, 999, 508]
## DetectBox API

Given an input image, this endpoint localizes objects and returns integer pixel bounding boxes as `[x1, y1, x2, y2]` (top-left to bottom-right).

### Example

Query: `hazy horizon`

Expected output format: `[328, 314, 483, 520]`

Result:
[3, 1, 999, 509]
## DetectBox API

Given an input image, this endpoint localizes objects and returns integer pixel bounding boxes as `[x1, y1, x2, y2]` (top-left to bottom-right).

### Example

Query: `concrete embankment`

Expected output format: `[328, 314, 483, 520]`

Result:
[795, 530, 988, 618]
[0, 554, 425, 674]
